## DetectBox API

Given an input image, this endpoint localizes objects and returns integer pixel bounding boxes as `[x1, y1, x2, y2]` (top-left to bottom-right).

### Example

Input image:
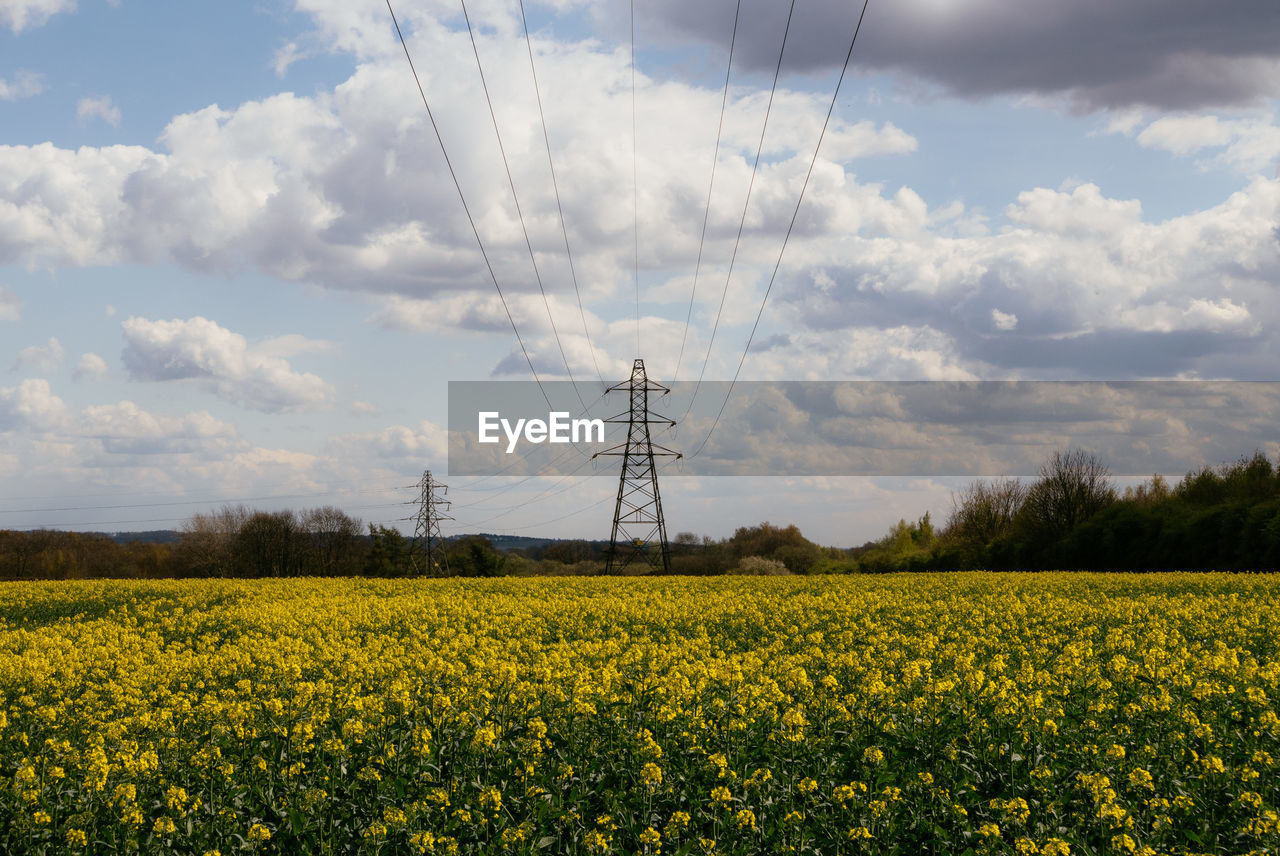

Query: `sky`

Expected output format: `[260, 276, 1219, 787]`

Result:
[2, 0, 1279, 546]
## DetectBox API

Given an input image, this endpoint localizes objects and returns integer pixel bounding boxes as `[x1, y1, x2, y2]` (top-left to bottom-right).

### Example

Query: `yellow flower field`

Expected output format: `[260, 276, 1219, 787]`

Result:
[2, 574, 1278, 855]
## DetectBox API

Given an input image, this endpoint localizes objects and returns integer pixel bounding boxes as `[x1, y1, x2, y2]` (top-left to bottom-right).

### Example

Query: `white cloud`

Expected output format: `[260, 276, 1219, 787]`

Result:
[0, 7, 1277, 389]
[1127, 111, 1280, 174]
[272, 41, 305, 77]
[1183, 298, 1254, 332]
[0, 378, 67, 430]
[0, 285, 19, 320]
[79, 400, 242, 455]
[1136, 114, 1235, 155]
[0, 0, 75, 33]
[0, 387, 455, 529]
[1006, 182, 1143, 237]
[73, 351, 108, 381]
[76, 95, 122, 126]
[120, 316, 335, 412]
[12, 336, 65, 371]
[0, 20, 913, 300]
[349, 399, 380, 415]
[0, 69, 45, 100]
[0, 142, 156, 266]
[742, 325, 980, 382]
[325, 421, 448, 464]
[771, 176, 1280, 379]
[991, 309, 1018, 331]
[372, 291, 621, 379]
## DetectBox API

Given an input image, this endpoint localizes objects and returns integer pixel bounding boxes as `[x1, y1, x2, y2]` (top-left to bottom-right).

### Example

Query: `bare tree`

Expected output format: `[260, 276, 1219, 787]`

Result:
[946, 477, 1028, 546]
[301, 506, 364, 576]
[175, 504, 250, 577]
[236, 510, 300, 577]
[1019, 449, 1115, 542]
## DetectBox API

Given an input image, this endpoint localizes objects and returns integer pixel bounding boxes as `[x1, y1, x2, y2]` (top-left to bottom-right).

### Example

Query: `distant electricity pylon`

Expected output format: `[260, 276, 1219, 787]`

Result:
[409, 470, 451, 576]
[594, 359, 681, 573]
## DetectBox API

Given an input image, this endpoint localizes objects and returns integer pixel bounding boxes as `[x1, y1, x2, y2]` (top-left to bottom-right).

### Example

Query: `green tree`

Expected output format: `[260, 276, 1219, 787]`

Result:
[365, 524, 412, 577]
[447, 535, 506, 577]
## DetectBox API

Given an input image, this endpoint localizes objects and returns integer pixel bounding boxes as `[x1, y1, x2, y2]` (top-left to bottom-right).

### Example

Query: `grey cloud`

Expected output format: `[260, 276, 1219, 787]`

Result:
[639, 0, 1280, 111]
[121, 316, 335, 413]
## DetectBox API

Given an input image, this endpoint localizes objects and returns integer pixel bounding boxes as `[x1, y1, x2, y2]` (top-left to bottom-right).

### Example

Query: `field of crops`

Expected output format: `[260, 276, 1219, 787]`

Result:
[2, 574, 1278, 855]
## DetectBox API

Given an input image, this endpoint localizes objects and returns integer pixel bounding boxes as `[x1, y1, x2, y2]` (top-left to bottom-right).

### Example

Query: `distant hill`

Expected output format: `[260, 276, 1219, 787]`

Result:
[109, 530, 182, 545]
[100, 530, 606, 553]
[451, 533, 609, 553]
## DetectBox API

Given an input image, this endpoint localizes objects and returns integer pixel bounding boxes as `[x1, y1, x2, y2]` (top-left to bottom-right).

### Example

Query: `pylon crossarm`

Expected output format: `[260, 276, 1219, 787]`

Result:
[603, 416, 679, 424]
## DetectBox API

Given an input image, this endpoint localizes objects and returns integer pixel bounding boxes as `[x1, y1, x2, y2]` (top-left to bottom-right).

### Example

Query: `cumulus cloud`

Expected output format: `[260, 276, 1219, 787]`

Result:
[638, 0, 1280, 112]
[768, 177, 1280, 380]
[0, 0, 76, 33]
[0, 378, 67, 430]
[991, 309, 1018, 331]
[79, 400, 242, 455]
[0, 69, 45, 100]
[325, 421, 448, 464]
[73, 351, 108, 381]
[1, 4, 1278, 390]
[120, 316, 335, 412]
[0, 16, 913, 298]
[77, 95, 122, 126]
[371, 291, 622, 378]
[0, 143, 157, 266]
[12, 336, 65, 371]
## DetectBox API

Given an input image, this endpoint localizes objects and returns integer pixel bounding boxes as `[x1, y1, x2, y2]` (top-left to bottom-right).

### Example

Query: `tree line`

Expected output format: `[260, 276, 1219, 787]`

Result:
[4, 448, 1279, 579]
[0, 506, 515, 581]
[847, 449, 1280, 571]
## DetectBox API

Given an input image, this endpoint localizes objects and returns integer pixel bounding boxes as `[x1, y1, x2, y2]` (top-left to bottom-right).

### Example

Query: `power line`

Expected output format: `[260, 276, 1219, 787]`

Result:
[449, 455, 597, 528]
[679, 0, 798, 427]
[17, 501, 416, 532]
[474, 496, 606, 534]
[384, 0, 553, 410]
[0, 474, 417, 505]
[0, 485, 416, 516]
[517, 0, 606, 388]
[672, 0, 742, 384]
[691, 0, 874, 460]
[458, 0, 591, 414]
[448, 448, 595, 510]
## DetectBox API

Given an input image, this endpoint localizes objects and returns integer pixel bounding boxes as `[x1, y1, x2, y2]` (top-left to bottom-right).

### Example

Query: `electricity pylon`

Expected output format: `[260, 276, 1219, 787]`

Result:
[593, 359, 681, 573]
[409, 470, 451, 575]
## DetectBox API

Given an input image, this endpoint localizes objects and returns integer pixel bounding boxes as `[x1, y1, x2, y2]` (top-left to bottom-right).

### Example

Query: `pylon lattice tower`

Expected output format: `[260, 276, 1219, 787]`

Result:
[409, 470, 452, 576]
[594, 359, 682, 573]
